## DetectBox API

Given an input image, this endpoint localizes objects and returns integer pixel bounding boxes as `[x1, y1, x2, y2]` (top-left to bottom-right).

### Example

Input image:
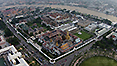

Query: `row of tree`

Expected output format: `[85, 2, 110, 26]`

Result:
[0, 20, 6, 30]
[92, 37, 115, 50]
[6, 36, 20, 46]
[0, 20, 20, 46]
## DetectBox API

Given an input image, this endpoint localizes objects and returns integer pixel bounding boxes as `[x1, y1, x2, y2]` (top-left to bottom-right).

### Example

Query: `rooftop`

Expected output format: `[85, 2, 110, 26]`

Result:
[0, 45, 29, 66]
[99, 23, 111, 29]
[113, 33, 117, 37]
[38, 30, 82, 55]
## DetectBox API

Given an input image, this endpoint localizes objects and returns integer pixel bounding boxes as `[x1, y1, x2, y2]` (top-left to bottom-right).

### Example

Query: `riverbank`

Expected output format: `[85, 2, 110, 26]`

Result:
[1, 4, 117, 22]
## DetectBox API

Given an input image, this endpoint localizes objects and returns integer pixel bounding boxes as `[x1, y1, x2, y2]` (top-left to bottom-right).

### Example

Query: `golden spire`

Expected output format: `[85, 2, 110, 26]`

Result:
[18, 48, 22, 51]
[66, 31, 70, 40]
[56, 42, 59, 46]
[22, 55, 25, 58]
[50, 38, 53, 42]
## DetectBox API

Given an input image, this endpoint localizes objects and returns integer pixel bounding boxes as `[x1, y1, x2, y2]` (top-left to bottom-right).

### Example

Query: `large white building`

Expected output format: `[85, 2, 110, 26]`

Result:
[0, 45, 29, 66]
[98, 23, 111, 29]
[15, 15, 24, 19]
[55, 24, 77, 31]
[84, 23, 97, 32]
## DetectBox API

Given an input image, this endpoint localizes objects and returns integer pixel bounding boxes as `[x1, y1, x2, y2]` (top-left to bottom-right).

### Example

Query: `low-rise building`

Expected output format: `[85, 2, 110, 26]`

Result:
[0, 45, 29, 66]
[95, 28, 107, 35]
[15, 15, 24, 19]
[84, 23, 97, 32]
[78, 19, 94, 27]
[38, 30, 82, 55]
[98, 23, 111, 29]
[0, 36, 6, 46]
[112, 33, 117, 41]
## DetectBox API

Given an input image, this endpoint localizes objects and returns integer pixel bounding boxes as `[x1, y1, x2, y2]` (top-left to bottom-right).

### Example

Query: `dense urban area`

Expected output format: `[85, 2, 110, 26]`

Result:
[0, 0, 117, 66]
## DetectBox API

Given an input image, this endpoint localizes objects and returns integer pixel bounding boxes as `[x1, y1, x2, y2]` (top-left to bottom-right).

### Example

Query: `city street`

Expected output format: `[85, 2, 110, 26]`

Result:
[55, 41, 96, 66]
[2, 13, 112, 66]
[2, 17, 48, 66]
[2, 17, 97, 66]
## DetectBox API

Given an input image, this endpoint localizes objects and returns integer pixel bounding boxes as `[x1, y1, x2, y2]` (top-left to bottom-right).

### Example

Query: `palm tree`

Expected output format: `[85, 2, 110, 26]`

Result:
[29, 61, 35, 65]
[18, 47, 22, 51]
[22, 55, 25, 58]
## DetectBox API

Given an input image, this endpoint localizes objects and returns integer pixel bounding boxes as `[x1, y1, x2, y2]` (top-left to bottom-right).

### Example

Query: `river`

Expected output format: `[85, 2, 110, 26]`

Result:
[0, 4, 117, 22]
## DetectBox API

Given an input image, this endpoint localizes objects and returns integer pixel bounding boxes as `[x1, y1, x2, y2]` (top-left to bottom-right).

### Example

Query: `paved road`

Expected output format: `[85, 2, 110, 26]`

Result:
[2, 17, 51, 66]
[2, 18, 98, 66]
[55, 41, 95, 66]
[2, 17, 106, 66]
[3, 16, 96, 66]
[1, 7, 112, 65]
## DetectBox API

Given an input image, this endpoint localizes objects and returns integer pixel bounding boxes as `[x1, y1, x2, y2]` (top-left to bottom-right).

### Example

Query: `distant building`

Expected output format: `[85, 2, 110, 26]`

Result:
[78, 19, 94, 27]
[49, 12, 70, 23]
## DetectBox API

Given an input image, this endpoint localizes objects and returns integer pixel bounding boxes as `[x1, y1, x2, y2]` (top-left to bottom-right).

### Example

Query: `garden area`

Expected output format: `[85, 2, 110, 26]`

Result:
[26, 17, 52, 32]
[0, 20, 6, 30]
[80, 56, 117, 66]
[91, 36, 116, 51]
[74, 31, 92, 40]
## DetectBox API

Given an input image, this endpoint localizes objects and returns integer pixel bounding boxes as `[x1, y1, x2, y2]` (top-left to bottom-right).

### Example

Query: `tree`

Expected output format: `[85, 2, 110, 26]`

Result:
[0, 46, 2, 49]
[63, 9, 66, 11]
[62, 35, 66, 40]
[66, 10, 70, 13]
[0, 20, 6, 30]
[4, 28, 13, 37]
[114, 24, 117, 27]
[29, 32, 33, 36]
[33, 17, 42, 23]
[36, 8, 40, 12]
[71, 10, 76, 14]
[102, 19, 112, 25]
[106, 11, 109, 14]
[6, 37, 19, 46]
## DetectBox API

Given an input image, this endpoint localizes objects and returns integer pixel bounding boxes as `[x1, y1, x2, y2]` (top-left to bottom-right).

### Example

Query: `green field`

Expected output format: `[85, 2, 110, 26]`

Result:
[74, 31, 92, 40]
[80, 56, 117, 66]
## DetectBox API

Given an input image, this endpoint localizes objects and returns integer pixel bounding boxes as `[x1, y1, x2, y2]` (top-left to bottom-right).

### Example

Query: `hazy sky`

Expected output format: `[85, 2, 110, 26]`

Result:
[0, 0, 117, 3]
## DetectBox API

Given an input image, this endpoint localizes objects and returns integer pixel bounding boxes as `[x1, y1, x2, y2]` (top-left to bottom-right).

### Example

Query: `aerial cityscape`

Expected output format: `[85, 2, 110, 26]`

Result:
[0, 0, 117, 66]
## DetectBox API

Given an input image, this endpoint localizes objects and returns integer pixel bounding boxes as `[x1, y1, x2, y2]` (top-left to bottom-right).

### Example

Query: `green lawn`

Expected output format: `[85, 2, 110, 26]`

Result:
[37, 23, 42, 27]
[74, 31, 92, 40]
[80, 56, 117, 66]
